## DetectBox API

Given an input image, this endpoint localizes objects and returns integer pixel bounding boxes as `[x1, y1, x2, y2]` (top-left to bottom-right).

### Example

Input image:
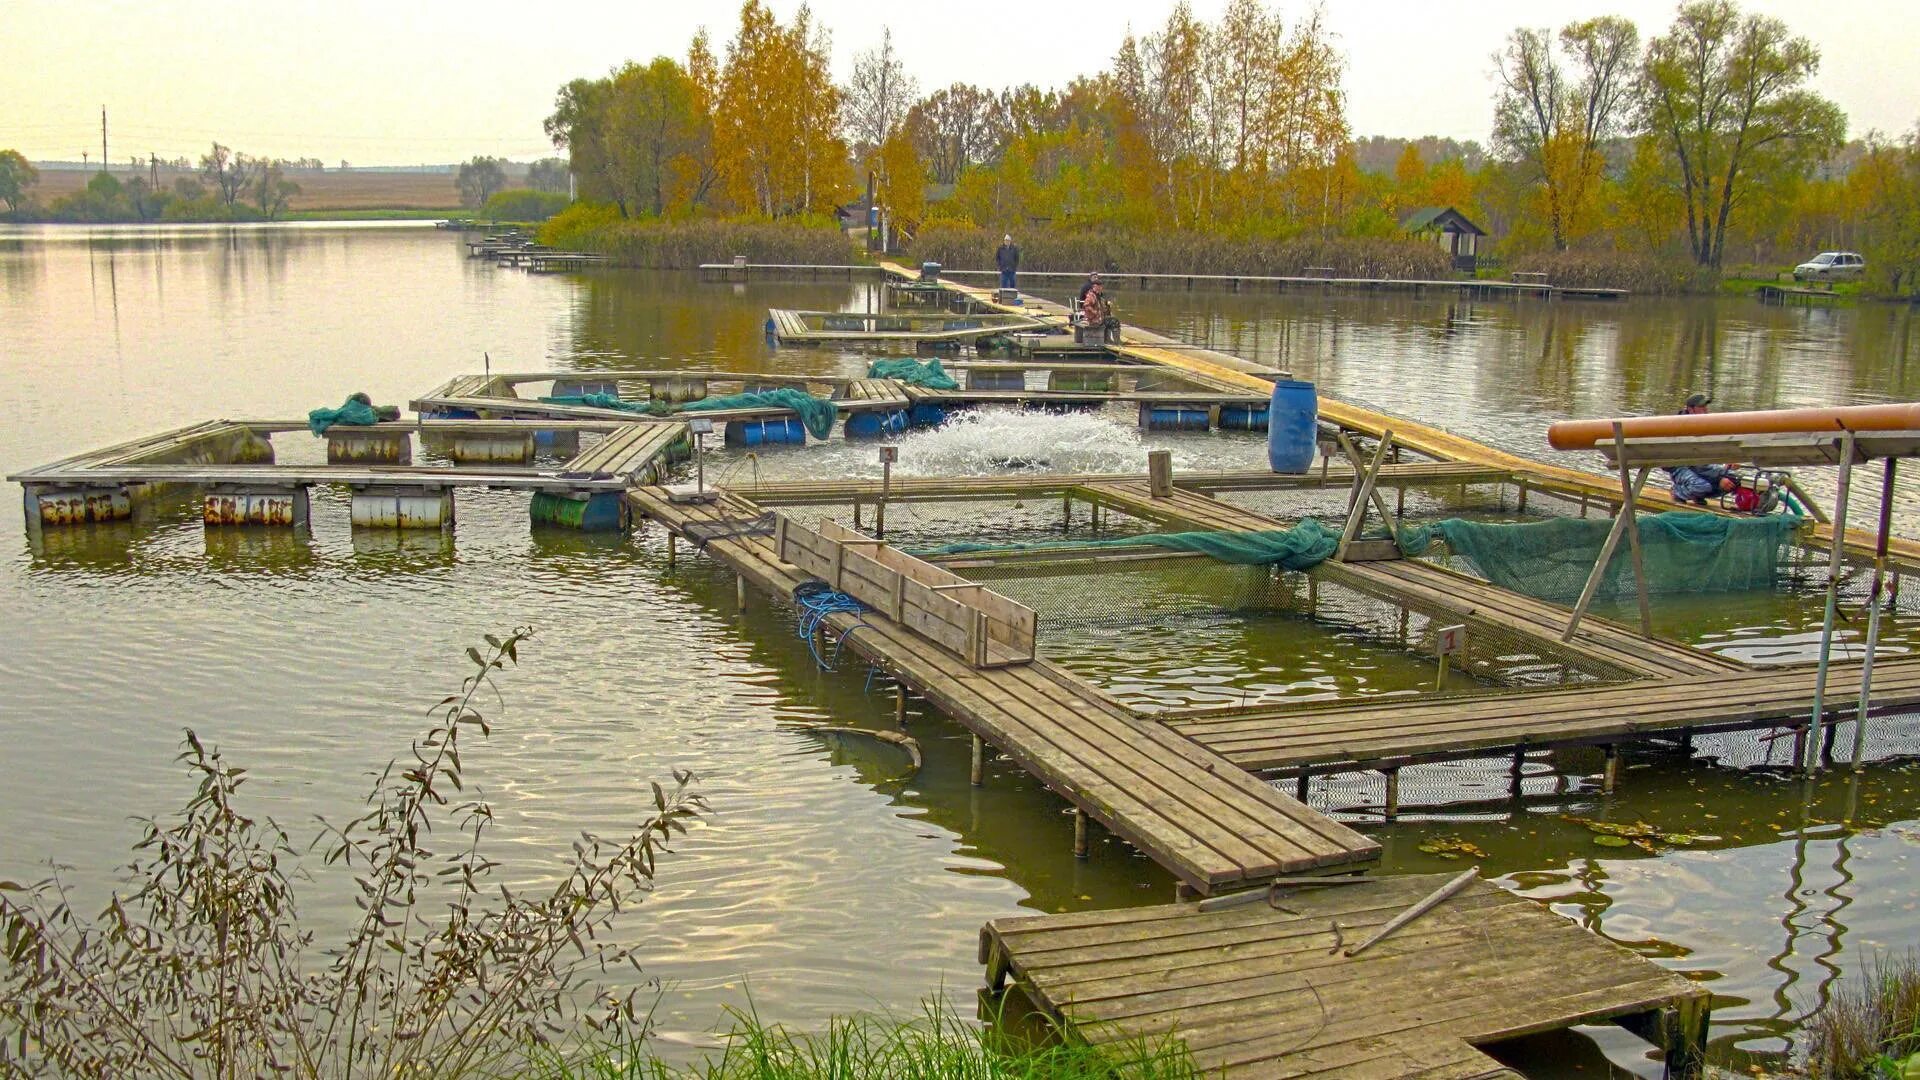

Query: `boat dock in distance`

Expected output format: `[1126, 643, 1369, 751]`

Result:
[705, 261, 1629, 300]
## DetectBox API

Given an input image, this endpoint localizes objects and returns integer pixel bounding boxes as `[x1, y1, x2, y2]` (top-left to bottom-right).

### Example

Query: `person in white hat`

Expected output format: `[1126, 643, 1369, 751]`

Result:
[994, 233, 1021, 292]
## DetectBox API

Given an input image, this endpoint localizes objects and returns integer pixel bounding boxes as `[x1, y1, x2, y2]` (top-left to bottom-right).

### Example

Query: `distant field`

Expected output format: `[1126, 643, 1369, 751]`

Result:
[29, 166, 465, 212]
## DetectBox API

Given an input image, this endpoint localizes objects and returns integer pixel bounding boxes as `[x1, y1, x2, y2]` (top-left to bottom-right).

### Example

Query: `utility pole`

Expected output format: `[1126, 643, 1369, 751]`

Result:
[150, 153, 158, 189]
[101, 106, 108, 174]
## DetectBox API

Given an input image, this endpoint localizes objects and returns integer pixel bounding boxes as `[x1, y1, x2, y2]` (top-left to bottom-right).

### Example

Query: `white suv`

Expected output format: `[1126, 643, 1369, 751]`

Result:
[1793, 251, 1865, 282]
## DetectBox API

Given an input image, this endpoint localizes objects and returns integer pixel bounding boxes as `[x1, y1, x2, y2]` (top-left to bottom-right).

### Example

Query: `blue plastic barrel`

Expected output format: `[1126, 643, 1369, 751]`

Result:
[908, 403, 947, 428]
[1219, 404, 1270, 431]
[1267, 379, 1318, 473]
[844, 410, 910, 439]
[1139, 405, 1211, 431]
[725, 418, 806, 447]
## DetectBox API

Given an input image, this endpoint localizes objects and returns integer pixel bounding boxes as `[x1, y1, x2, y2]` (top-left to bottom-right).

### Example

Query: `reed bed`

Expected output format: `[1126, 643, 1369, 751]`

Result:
[912, 222, 1453, 281]
[540, 207, 856, 268]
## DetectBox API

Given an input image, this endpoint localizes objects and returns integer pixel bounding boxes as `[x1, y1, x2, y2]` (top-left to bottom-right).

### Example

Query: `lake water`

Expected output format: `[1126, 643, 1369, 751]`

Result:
[3, 222, 1918, 1074]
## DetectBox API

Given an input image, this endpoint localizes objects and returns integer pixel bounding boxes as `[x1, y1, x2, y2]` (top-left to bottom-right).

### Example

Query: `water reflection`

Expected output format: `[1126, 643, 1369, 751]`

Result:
[4, 227, 1920, 1072]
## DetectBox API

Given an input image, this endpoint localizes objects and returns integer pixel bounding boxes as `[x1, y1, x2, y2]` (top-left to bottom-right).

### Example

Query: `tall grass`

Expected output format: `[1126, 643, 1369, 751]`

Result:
[1803, 953, 1920, 1078]
[539, 205, 858, 268]
[531, 998, 1202, 1080]
[1502, 250, 1719, 295]
[911, 222, 1453, 280]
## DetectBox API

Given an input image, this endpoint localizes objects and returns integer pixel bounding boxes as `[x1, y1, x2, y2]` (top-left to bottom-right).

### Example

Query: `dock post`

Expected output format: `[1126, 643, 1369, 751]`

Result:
[1383, 769, 1400, 821]
[1062, 494, 1071, 533]
[1148, 449, 1173, 498]
[736, 574, 747, 610]
[667, 533, 677, 569]
[1603, 745, 1621, 794]
[894, 682, 907, 724]
[1510, 749, 1526, 798]
[970, 734, 984, 786]
[1295, 774, 1310, 802]
[1072, 809, 1089, 858]
[1516, 480, 1529, 514]
[1806, 430, 1858, 772]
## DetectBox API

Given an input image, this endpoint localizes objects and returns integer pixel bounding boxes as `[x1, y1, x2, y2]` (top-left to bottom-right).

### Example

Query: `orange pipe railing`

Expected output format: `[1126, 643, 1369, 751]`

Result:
[1546, 403, 1920, 452]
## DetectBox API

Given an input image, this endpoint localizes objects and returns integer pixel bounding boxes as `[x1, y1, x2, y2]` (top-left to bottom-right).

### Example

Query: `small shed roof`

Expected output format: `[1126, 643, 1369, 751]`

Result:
[1400, 206, 1487, 236]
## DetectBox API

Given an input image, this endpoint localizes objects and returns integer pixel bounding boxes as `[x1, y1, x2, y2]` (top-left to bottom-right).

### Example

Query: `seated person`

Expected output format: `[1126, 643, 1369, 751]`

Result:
[1664, 393, 1739, 504]
[1079, 281, 1119, 341]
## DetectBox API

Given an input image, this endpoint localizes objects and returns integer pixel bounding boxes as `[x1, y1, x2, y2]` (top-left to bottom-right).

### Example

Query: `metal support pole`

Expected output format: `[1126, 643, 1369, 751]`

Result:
[1517, 480, 1529, 514]
[1072, 808, 1089, 858]
[1383, 769, 1400, 820]
[1612, 423, 1655, 640]
[666, 533, 676, 569]
[1808, 430, 1858, 773]
[853, 499, 862, 529]
[876, 454, 892, 539]
[1510, 748, 1526, 798]
[1295, 774, 1310, 802]
[1603, 745, 1620, 794]
[970, 733, 984, 786]
[1851, 457, 1896, 771]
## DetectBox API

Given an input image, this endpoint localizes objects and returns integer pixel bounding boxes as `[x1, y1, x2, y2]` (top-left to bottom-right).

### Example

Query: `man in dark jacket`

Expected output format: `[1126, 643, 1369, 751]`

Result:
[1665, 393, 1738, 503]
[994, 234, 1020, 291]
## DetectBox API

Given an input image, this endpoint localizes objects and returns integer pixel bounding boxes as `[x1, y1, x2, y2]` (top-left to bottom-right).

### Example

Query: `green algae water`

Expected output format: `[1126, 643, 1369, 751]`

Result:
[3, 222, 1919, 1074]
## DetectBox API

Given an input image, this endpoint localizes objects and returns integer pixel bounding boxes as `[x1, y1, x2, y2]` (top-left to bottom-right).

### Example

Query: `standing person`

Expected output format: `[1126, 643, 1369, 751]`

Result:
[994, 234, 1021, 293]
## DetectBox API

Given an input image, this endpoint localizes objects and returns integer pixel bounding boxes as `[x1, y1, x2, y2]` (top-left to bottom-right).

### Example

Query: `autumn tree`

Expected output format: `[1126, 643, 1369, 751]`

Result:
[1638, 0, 1845, 267]
[842, 26, 918, 155]
[0, 149, 38, 214]
[906, 84, 1004, 184]
[605, 59, 705, 217]
[456, 156, 508, 208]
[546, 77, 613, 203]
[1492, 16, 1638, 250]
[713, 0, 845, 217]
[200, 143, 253, 208]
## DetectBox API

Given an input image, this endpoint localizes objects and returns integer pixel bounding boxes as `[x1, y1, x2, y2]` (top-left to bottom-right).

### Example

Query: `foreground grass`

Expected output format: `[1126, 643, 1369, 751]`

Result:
[1802, 953, 1920, 1077]
[529, 1002, 1202, 1080]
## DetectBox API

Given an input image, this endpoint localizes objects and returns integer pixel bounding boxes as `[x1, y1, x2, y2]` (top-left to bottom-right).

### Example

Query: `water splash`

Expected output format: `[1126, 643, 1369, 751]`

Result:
[892, 408, 1193, 477]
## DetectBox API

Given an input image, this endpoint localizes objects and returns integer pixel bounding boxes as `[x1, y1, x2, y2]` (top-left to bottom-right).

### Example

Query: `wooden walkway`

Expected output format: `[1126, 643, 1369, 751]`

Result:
[982, 874, 1707, 1078]
[628, 486, 1380, 895]
[732, 463, 1512, 506]
[877, 261, 1920, 572]
[1167, 655, 1920, 776]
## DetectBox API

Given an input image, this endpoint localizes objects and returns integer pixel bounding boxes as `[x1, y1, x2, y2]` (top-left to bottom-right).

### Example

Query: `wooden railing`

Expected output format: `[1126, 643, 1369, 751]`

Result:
[774, 515, 1037, 667]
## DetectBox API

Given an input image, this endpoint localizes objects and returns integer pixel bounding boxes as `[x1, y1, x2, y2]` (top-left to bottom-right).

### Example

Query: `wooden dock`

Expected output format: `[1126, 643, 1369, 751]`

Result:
[1756, 283, 1843, 306]
[11, 418, 689, 531]
[767, 308, 1047, 344]
[982, 874, 1708, 1077]
[628, 487, 1381, 895]
[1166, 654, 1920, 777]
[877, 261, 1919, 572]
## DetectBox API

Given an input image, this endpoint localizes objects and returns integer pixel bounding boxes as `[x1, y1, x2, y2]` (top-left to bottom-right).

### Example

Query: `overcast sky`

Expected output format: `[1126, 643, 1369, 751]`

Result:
[6, 0, 1916, 165]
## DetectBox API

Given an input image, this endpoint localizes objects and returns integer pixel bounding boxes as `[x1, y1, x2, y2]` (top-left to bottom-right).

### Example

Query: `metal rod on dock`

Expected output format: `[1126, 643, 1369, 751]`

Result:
[1344, 867, 1480, 957]
[1613, 424, 1655, 640]
[1851, 457, 1897, 770]
[1807, 430, 1858, 773]
[1603, 745, 1621, 794]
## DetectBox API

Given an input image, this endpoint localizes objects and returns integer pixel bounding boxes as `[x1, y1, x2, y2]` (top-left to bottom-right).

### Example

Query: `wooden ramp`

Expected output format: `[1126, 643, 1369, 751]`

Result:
[628, 488, 1380, 894]
[981, 873, 1708, 1078]
[1167, 655, 1920, 775]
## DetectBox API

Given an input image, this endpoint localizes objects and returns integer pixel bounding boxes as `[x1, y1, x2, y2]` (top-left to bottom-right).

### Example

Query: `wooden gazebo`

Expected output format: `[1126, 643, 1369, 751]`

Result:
[1401, 206, 1488, 272]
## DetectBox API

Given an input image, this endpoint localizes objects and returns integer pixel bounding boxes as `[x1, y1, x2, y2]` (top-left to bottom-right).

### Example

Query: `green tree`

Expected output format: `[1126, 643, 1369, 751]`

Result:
[527, 156, 570, 194]
[545, 78, 614, 205]
[253, 161, 300, 219]
[199, 142, 253, 207]
[456, 155, 508, 208]
[0, 149, 39, 214]
[610, 58, 705, 217]
[1638, 0, 1846, 267]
